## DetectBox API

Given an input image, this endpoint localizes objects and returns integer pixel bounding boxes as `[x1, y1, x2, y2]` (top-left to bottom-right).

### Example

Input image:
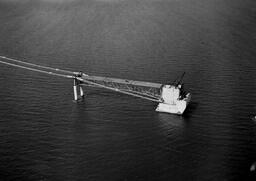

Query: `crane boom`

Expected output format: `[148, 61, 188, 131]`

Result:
[81, 74, 162, 88]
[76, 73, 162, 102]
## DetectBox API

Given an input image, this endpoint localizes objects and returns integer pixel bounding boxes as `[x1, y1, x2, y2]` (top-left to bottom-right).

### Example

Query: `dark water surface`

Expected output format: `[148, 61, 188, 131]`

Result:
[0, 0, 256, 180]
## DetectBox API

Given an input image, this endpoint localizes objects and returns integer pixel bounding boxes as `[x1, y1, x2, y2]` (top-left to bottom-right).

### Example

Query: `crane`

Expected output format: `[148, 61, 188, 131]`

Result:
[0, 56, 191, 114]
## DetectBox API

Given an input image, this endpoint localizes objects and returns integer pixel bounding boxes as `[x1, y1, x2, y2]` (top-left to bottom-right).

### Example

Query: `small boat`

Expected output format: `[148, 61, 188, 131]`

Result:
[251, 116, 256, 121]
[250, 162, 256, 171]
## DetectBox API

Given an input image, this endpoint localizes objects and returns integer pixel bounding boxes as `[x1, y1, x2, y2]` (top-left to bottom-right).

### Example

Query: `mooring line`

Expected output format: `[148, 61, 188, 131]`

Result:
[0, 60, 73, 78]
[0, 55, 75, 75]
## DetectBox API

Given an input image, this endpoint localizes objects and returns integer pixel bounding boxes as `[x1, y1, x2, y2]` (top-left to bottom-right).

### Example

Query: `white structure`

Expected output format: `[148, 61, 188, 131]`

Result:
[73, 78, 84, 101]
[156, 85, 191, 115]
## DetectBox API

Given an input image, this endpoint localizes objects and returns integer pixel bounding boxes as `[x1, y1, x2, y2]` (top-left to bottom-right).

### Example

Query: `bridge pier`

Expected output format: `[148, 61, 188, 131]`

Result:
[73, 78, 78, 101]
[80, 86, 84, 97]
[73, 78, 84, 101]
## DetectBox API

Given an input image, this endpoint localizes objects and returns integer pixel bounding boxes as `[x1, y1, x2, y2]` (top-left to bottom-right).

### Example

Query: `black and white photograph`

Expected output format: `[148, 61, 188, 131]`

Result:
[0, 0, 255, 180]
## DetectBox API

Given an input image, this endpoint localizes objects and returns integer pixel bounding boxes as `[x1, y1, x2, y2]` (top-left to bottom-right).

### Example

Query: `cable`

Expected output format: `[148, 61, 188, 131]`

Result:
[0, 60, 74, 79]
[0, 55, 75, 75]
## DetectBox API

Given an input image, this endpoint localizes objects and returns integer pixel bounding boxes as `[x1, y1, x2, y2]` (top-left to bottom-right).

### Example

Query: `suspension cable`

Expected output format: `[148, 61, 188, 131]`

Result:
[0, 55, 75, 75]
[0, 60, 74, 79]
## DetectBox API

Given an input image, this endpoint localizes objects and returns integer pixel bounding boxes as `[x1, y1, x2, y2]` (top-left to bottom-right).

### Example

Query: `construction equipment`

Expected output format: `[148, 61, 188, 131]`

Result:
[0, 56, 191, 114]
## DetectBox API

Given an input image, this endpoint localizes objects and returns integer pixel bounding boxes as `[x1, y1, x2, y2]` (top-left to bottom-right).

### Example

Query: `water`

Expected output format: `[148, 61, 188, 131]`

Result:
[0, 0, 256, 180]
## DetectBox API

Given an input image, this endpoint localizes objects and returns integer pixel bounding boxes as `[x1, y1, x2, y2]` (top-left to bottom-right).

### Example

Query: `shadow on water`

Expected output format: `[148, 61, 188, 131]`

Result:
[156, 112, 186, 140]
[157, 113, 185, 125]
[183, 101, 199, 118]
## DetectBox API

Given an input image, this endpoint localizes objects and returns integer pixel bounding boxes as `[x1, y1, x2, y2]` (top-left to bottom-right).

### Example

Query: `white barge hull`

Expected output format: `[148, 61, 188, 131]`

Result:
[156, 100, 188, 115]
[155, 84, 191, 115]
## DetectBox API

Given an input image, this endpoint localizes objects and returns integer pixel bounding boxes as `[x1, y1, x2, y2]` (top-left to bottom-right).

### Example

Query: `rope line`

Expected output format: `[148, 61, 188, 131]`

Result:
[0, 60, 73, 78]
[0, 55, 75, 75]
